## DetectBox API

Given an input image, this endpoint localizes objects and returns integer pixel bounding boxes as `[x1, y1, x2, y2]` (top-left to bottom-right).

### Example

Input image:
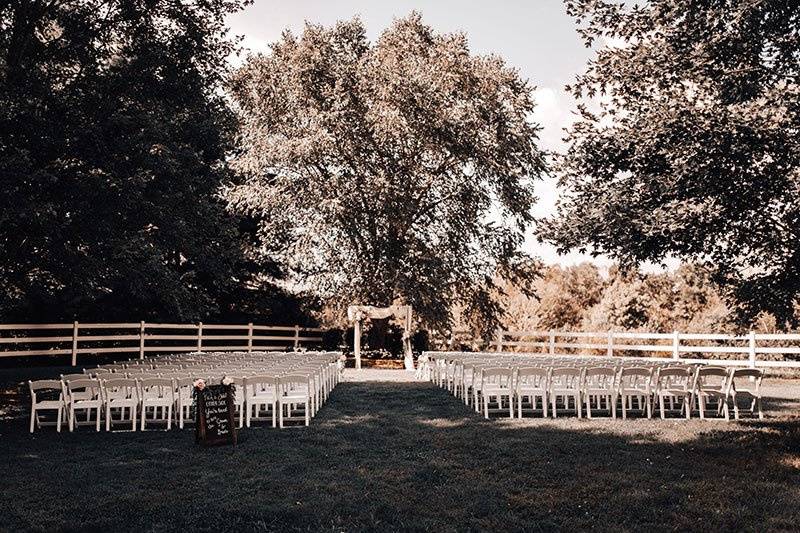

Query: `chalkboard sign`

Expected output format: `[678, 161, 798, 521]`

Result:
[195, 383, 237, 447]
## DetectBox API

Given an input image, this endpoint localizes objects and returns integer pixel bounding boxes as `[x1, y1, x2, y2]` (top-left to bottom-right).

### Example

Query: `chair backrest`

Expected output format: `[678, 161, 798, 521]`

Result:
[102, 378, 139, 401]
[550, 367, 582, 389]
[138, 378, 175, 399]
[245, 375, 278, 392]
[655, 366, 691, 389]
[29, 380, 63, 402]
[584, 367, 616, 389]
[279, 374, 311, 394]
[619, 367, 652, 390]
[66, 378, 100, 396]
[515, 367, 548, 389]
[729, 368, 764, 394]
[695, 366, 730, 390]
[481, 367, 513, 388]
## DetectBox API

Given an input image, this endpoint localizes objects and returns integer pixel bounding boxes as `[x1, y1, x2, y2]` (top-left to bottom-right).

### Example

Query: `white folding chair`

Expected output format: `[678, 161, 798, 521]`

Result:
[550, 367, 583, 418]
[693, 367, 730, 421]
[618, 367, 653, 419]
[28, 380, 65, 433]
[64, 378, 103, 432]
[515, 367, 549, 418]
[245, 375, 278, 428]
[278, 374, 311, 427]
[727, 368, 764, 420]
[174, 376, 195, 429]
[480, 368, 514, 419]
[583, 367, 617, 419]
[101, 378, 139, 431]
[653, 367, 692, 419]
[138, 378, 174, 430]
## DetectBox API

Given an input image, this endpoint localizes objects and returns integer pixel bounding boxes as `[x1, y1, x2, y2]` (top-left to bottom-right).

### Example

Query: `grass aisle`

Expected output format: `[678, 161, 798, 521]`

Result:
[1, 380, 799, 531]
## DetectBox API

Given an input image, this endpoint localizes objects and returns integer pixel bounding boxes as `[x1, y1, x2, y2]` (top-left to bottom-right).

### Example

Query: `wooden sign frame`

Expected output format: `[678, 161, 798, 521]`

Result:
[194, 383, 237, 447]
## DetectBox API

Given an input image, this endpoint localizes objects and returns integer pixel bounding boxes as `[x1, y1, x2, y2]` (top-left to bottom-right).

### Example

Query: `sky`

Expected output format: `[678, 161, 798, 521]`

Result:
[225, 1, 636, 271]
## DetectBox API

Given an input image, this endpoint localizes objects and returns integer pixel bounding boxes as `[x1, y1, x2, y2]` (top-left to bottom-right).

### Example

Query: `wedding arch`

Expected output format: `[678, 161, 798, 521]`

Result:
[347, 304, 414, 371]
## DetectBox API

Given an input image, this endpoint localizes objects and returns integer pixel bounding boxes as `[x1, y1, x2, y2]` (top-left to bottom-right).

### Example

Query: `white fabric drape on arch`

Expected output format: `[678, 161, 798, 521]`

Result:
[347, 305, 414, 371]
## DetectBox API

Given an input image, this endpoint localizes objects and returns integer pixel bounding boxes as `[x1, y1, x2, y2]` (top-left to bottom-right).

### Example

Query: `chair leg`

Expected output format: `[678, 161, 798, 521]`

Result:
[622, 395, 627, 420]
[541, 394, 548, 418]
[483, 395, 489, 419]
[29, 407, 36, 433]
[585, 395, 592, 419]
[611, 394, 616, 419]
[577, 394, 582, 418]
[305, 400, 310, 426]
[279, 402, 284, 428]
[95, 407, 101, 431]
[508, 394, 514, 418]
[57, 405, 63, 432]
[141, 406, 147, 430]
[272, 401, 277, 428]
[551, 395, 557, 419]
[757, 397, 764, 420]
[106, 406, 111, 431]
[517, 394, 523, 419]
[699, 396, 705, 420]
[132, 405, 137, 431]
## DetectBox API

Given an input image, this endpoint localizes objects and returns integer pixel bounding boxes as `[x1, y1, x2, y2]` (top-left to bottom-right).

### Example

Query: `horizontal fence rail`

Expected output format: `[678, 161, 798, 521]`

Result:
[489, 329, 800, 369]
[0, 322, 325, 366]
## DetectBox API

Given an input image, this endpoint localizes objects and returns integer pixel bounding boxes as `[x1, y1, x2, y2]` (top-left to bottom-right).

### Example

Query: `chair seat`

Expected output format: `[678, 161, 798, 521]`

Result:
[619, 388, 649, 395]
[281, 392, 309, 402]
[482, 386, 512, 395]
[657, 388, 690, 395]
[36, 400, 63, 409]
[250, 393, 277, 402]
[72, 399, 102, 408]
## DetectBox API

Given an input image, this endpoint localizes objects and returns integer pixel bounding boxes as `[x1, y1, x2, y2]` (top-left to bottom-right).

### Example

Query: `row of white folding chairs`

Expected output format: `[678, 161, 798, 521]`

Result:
[438, 361, 764, 421]
[29, 355, 341, 432]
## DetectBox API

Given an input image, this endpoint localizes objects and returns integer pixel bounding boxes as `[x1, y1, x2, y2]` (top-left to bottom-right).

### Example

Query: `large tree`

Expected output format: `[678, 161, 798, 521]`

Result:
[542, 0, 800, 326]
[0, 0, 302, 323]
[226, 13, 546, 334]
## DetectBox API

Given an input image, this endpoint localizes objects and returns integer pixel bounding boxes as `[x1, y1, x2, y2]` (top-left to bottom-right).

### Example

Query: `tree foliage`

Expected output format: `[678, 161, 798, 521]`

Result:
[504, 263, 734, 334]
[542, 0, 800, 326]
[226, 13, 546, 334]
[0, 0, 304, 323]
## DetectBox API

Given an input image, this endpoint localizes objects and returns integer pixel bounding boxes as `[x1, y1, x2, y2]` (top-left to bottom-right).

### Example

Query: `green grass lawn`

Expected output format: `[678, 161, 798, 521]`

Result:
[2, 376, 800, 532]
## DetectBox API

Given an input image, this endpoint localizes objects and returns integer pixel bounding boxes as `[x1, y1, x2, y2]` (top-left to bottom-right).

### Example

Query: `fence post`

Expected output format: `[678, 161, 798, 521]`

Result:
[495, 329, 504, 352]
[71, 321, 79, 367]
[293, 325, 300, 349]
[749, 331, 757, 368]
[672, 331, 680, 360]
[139, 321, 146, 360]
[607, 330, 613, 357]
[197, 321, 203, 352]
[548, 330, 555, 355]
[247, 322, 253, 353]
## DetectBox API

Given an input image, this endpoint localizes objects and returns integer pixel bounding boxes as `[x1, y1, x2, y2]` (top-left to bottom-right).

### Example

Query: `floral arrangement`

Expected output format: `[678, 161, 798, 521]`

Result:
[192, 376, 235, 400]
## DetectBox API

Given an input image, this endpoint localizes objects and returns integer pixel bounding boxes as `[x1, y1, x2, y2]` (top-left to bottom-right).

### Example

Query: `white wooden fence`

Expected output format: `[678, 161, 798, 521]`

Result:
[0, 322, 325, 366]
[489, 330, 800, 368]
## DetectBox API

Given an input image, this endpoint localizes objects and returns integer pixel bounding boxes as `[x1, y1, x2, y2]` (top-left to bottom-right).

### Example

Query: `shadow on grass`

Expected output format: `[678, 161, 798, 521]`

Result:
[1, 381, 799, 531]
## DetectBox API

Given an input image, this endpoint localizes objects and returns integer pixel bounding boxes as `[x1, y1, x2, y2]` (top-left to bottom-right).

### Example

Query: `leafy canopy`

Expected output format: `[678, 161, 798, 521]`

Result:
[542, 0, 800, 326]
[226, 13, 546, 334]
[0, 0, 307, 322]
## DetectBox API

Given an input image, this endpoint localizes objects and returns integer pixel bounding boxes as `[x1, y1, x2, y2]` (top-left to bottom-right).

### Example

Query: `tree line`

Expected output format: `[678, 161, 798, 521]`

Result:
[1, 1, 798, 337]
